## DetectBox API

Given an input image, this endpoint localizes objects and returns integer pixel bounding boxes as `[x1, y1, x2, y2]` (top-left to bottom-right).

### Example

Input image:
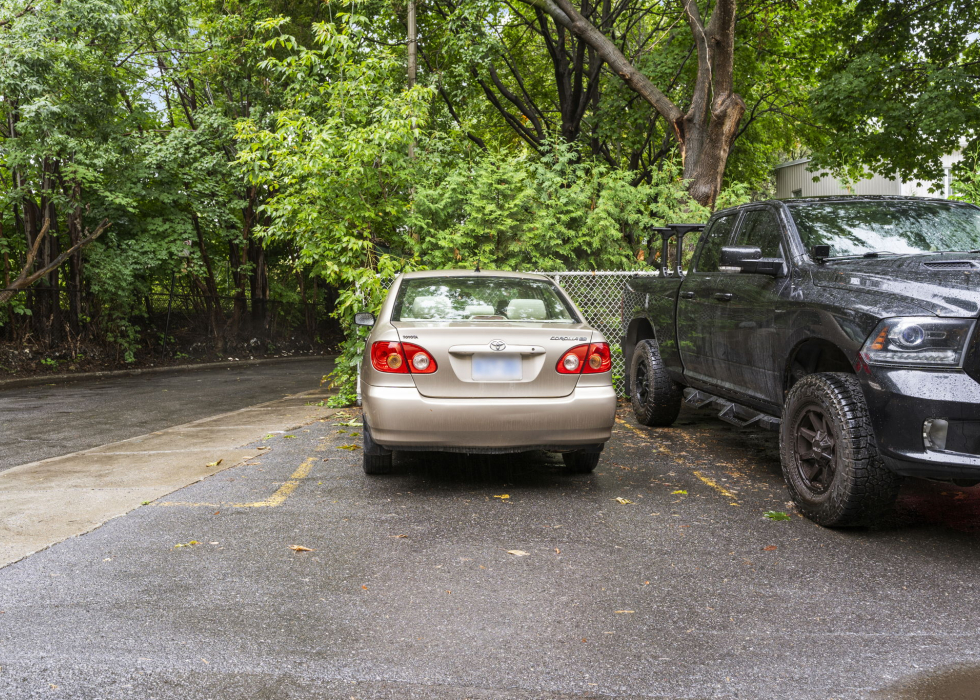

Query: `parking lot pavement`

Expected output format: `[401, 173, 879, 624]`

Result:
[3, 404, 980, 699]
[0, 356, 334, 472]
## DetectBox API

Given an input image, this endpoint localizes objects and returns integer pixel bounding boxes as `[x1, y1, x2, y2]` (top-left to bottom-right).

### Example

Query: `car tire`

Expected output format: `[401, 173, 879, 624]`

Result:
[630, 339, 683, 427]
[779, 372, 901, 527]
[562, 449, 601, 474]
[362, 420, 393, 475]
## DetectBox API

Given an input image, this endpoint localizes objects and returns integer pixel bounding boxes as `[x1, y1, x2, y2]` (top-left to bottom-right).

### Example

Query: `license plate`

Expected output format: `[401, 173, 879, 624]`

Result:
[472, 354, 522, 381]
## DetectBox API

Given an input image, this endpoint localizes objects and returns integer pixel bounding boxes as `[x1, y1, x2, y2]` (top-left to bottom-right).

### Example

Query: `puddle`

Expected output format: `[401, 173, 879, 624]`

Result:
[876, 665, 980, 699]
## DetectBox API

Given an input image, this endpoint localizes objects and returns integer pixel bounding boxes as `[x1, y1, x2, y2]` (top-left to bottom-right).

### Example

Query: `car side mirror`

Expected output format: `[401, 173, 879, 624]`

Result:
[720, 246, 785, 277]
[354, 312, 376, 327]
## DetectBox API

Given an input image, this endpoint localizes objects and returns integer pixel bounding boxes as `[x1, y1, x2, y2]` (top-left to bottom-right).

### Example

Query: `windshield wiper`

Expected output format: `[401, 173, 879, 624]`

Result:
[823, 251, 900, 261]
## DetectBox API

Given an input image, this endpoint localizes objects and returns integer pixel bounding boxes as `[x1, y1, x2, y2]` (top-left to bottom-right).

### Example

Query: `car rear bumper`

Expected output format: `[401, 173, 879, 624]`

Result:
[862, 368, 980, 479]
[362, 383, 617, 451]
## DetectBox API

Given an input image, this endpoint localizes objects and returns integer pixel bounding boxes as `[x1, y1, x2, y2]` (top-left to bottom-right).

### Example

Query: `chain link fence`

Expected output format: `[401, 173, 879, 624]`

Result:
[381, 271, 657, 396]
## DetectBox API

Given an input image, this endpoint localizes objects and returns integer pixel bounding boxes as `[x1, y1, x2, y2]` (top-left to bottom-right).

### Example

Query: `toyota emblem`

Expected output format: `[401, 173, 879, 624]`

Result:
[489, 340, 506, 352]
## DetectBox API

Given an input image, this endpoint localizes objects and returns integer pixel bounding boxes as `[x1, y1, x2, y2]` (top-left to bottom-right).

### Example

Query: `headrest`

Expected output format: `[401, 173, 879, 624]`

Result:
[410, 295, 451, 319]
[464, 303, 495, 317]
[505, 298, 547, 320]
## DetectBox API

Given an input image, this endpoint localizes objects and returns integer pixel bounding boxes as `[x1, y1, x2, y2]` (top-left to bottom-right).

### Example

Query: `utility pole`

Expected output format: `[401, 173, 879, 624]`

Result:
[407, 0, 417, 158]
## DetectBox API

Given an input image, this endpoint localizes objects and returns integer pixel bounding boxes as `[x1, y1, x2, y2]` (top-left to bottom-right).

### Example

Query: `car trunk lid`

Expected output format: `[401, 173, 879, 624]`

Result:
[393, 322, 594, 398]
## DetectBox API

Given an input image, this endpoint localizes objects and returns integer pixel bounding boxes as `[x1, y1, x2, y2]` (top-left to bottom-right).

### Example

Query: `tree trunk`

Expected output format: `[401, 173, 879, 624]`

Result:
[523, 0, 744, 208]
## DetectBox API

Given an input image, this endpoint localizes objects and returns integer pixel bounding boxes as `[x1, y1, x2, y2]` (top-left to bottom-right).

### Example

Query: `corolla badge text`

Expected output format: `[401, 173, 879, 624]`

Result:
[550, 336, 588, 341]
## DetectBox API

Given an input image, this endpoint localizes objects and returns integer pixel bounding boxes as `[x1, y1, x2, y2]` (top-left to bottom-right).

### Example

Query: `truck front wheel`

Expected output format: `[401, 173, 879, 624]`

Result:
[779, 373, 901, 527]
[630, 339, 683, 427]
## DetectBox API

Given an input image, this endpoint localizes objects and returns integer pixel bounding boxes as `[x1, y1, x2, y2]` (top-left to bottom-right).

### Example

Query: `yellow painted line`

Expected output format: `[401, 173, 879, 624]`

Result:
[692, 470, 738, 505]
[157, 457, 316, 508]
[615, 417, 648, 437]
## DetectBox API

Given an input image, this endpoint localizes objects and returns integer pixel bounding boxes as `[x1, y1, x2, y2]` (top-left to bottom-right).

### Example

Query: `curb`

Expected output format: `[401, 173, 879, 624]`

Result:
[0, 354, 338, 391]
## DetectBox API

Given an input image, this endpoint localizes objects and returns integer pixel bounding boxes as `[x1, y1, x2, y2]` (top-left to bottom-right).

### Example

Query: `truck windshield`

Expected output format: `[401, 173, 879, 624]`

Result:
[788, 200, 980, 257]
[392, 276, 578, 322]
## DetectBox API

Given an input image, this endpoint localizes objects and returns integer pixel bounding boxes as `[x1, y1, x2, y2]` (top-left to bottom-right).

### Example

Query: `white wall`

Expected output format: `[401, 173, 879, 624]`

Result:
[775, 154, 962, 199]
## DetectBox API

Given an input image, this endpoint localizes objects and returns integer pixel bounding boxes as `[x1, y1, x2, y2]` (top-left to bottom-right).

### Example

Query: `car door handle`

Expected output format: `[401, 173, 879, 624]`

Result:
[713, 293, 733, 301]
[679, 291, 696, 299]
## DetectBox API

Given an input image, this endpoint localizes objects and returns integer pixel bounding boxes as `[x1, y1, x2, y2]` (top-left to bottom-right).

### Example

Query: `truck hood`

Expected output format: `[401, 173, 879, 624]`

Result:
[811, 253, 980, 318]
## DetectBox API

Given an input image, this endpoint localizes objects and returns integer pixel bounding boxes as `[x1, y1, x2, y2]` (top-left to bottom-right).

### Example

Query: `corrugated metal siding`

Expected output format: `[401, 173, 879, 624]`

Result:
[775, 160, 901, 198]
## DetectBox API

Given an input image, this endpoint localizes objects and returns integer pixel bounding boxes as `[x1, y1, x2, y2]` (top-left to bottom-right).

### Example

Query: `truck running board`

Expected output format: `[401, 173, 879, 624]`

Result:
[683, 389, 781, 431]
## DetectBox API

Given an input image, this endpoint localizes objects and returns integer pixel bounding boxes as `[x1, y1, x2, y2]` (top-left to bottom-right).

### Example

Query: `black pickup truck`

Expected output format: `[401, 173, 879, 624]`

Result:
[622, 196, 980, 527]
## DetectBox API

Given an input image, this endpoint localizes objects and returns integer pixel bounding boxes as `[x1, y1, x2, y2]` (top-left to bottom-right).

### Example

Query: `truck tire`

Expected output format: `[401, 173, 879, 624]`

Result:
[779, 372, 901, 527]
[630, 339, 683, 427]
[362, 421, 394, 475]
[562, 447, 602, 474]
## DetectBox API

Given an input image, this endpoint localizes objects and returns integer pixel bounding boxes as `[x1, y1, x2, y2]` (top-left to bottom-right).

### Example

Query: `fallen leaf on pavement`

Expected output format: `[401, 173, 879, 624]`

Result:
[289, 545, 314, 552]
[615, 610, 635, 614]
[206, 459, 223, 467]
[764, 511, 791, 521]
[283, 435, 296, 439]
[554, 548, 561, 555]
[671, 490, 688, 495]
[763, 545, 778, 551]
[174, 540, 200, 548]
[337, 444, 361, 450]
[506, 550, 530, 556]
[493, 494, 510, 499]
[257, 446, 269, 450]
[390, 534, 408, 538]
[362, 585, 368, 590]
[615, 497, 633, 505]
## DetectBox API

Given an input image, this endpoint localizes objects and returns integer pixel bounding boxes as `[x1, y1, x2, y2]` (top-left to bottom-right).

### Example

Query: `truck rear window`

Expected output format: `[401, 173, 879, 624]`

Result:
[788, 200, 980, 257]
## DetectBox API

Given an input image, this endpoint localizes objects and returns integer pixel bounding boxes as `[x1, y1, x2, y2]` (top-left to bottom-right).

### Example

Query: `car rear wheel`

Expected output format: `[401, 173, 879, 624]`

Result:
[562, 448, 601, 474]
[362, 420, 394, 475]
[779, 372, 901, 527]
[630, 339, 682, 427]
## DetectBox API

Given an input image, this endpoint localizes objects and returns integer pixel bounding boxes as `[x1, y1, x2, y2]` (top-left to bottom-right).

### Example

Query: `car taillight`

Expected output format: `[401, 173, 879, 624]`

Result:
[372, 341, 408, 373]
[584, 342, 612, 373]
[556, 345, 588, 373]
[402, 343, 438, 374]
[556, 343, 611, 374]
[371, 341, 437, 374]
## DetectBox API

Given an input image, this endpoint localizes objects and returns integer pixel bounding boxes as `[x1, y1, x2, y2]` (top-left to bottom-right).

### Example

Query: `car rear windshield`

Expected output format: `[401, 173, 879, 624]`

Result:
[391, 276, 578, 322]
[788, 200, 980, 257]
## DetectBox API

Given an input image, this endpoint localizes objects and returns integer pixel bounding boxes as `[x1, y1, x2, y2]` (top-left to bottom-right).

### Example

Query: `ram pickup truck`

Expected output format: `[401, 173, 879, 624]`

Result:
[622, 196, 980, 527]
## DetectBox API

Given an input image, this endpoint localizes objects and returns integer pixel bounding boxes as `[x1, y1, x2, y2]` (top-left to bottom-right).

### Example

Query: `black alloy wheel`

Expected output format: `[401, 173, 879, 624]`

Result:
[793, 403, 837, 494]
[630, 339, 682, 427]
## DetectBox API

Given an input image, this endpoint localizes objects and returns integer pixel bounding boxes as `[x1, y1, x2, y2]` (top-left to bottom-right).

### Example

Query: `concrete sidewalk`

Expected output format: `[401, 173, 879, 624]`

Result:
[0, 390, 336, 568]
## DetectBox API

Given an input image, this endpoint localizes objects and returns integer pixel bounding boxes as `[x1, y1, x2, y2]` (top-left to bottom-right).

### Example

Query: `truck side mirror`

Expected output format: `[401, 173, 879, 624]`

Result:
[354, 312, 376, 327]
[720, 246, 785, 277]
[720, 246, 763, 267]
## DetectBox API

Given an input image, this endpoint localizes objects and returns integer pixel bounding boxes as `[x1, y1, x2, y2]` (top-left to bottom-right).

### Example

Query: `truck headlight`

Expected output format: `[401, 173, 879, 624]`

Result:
[861, 317, 976, 368]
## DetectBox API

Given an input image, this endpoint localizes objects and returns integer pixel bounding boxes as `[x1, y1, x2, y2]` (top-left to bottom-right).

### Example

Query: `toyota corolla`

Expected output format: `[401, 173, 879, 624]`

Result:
[355, 271, 617, 474]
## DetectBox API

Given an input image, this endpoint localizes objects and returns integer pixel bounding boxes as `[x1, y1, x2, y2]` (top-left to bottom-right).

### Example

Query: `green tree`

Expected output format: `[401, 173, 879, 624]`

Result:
[808, 0, 980, 185]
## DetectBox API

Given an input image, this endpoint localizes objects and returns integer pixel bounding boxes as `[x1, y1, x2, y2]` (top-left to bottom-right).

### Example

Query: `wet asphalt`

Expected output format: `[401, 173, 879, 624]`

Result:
[3, 403, 980, 698]
[0, 358, 334, 472]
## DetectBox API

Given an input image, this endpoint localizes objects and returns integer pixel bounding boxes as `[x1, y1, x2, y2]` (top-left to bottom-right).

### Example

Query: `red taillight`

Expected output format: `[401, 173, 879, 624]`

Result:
[402, 343, 438, 374]
[556, 345, 588, 374]
[556, 343, 611, 374]
[372, 341, 408, 373]
[371, 341, 437, 374]
[584, 342, 612, 373]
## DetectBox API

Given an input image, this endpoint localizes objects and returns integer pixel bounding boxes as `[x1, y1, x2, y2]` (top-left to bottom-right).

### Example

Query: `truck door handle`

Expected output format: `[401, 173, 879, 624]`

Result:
[679, 291, 696, 299]
[713, 293, 733, 301]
